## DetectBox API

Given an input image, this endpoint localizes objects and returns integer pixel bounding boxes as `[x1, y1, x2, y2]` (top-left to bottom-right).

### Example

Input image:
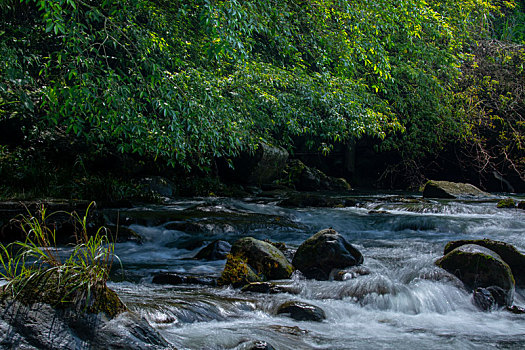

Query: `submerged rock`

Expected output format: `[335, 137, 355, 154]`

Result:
[472, 287, 496, 311]
[472, 286, 507, 311]
[443, 239, 525, 287]
[152, 272, 217, 286]
[292, 228, 363, 280]
[422, 180, 489, 199]
[276, 301, 326, 322]
[193, 240, 231, 260]
[436, 244, 515, 305]
[241, 282, 299, 294]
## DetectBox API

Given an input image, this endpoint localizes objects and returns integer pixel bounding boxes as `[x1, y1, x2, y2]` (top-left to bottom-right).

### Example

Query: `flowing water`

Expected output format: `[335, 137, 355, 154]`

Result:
[104, 193, 525, 349]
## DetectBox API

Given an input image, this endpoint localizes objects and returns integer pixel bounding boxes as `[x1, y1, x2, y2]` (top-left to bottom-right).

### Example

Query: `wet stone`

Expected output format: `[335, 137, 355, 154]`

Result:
[506, 305, 525, 314]
[152, 273, 217, 286]
[276, 301, 326, 322]
[333, 266, 371, 281]
[193, 240, 231, 260]
[241, 282, 297, 294]
[235, 340, 276, 350]
[472, 288, 496, 311]
[292, 228, 363, 280]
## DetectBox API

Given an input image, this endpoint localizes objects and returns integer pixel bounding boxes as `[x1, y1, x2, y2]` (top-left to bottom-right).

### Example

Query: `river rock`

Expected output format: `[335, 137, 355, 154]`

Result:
[436, 244, 515, 305]
[240, 282, 299, 294]
[230, 237, 294, 280]
[292, 228, 363, 280]
[152, 272, 217, 286]
[234, 340, 276, 350]
[276, 301, 326, 322]
[518, 201, 525, 210]
[217, 237, 294, 287]
[0, 270, 172, 349]
[193, 240, 231, 260]
[497, 198, 516, 208]
[472, 286, 507, 311]
[217, 254, 264, 287]
[472, 287, 496, 311]
[443, 239, 525, 287]
[422, 180, 489, 199]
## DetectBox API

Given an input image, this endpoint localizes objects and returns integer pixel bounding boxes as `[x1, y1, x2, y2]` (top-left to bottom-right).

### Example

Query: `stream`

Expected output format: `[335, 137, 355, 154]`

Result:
[104, 193, 525, 349]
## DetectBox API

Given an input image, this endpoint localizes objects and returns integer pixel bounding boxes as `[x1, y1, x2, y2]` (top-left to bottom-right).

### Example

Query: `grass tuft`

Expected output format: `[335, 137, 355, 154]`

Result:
[0, 202, 121, 310]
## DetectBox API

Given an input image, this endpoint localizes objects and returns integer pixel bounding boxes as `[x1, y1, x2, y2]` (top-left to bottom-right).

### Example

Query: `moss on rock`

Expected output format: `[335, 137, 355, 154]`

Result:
[0, 269, 126, 318]
[443, 239, 525, 287]
[436, 244, 515, 305]
[217, 254, 263, 287]
[497, 198, 516, 208]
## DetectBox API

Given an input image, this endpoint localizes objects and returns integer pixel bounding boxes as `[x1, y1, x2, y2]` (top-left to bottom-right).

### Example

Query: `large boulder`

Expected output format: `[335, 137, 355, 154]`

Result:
[422, 180, 489, 199]
[292, 228, 363, 280]
[436, 244, 515, 306]
[231, 237, 294, 280]
[218, 237, 294, 287]
[217, 254, 264, 287]
[0, 270, 172, 349]
[443, 239, 525, 287]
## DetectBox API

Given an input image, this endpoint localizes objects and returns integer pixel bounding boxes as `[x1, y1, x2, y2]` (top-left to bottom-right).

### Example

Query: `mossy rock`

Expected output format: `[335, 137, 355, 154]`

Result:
[436, 244, 515, 306]
[1, 269, 126, 318]
[444, 239, 525, 287]
[422, 180, 488, 199]
[229, 237, 294, 280]
[217, 254, 264, 287]
[292, 228, 363, 280]
[497, 198, 516, 208]
[518, 201, 525, 210]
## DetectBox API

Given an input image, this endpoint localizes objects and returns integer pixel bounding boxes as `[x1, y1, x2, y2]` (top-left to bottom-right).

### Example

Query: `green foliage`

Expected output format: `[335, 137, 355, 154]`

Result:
[0, 203, 119, 308]
[0, 0, 522, 189]
[455, 40, 524, 182]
